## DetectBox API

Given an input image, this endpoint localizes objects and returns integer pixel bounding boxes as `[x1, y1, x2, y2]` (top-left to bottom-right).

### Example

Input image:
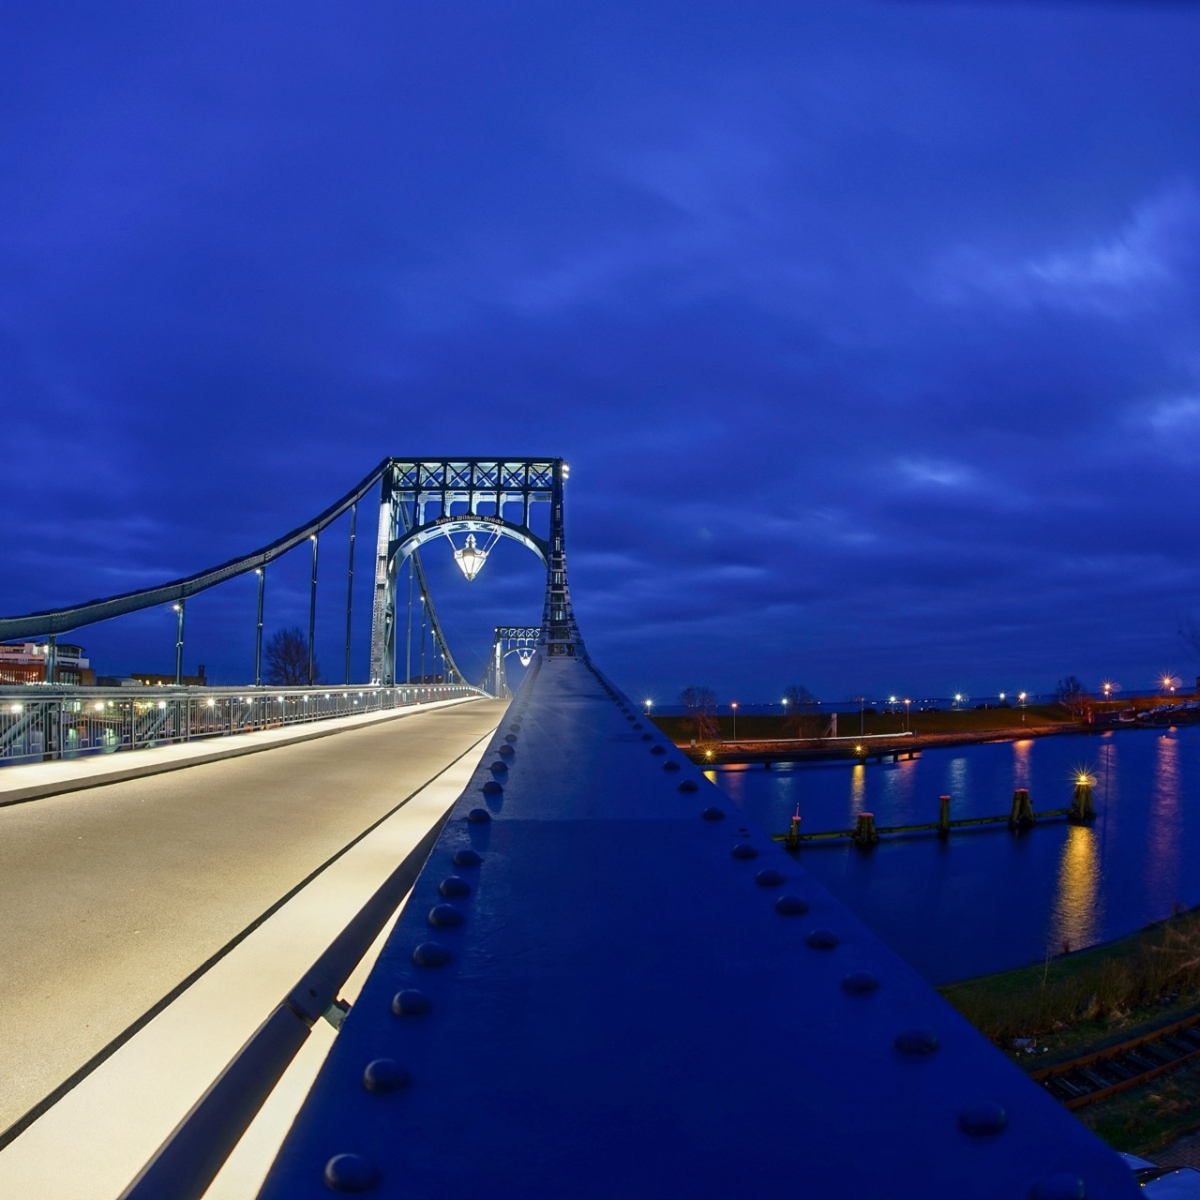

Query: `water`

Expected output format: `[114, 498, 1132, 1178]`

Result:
[708, 725, 1200, 984]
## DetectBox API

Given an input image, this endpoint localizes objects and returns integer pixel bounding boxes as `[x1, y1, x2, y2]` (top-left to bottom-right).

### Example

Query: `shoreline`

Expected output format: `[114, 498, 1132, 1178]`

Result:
[674, 720, 1090, 766]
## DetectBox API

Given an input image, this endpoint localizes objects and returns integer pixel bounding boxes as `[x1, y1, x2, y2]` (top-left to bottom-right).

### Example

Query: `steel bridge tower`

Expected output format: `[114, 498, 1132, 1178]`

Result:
[368, 459, 582, 685]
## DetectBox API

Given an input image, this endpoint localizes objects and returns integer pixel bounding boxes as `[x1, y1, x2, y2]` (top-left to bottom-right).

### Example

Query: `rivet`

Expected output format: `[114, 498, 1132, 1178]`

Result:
[363, 1058, 411, 1092]
[701, 806, 725, 821]
[894, 1027, 939, 1055]
[1029, 1175, 1086, 1200]
[731, 844, 758, 859]
[439, 876, 471, 897]
[806, 928, 839, 949]
[632, 722, 643, 729]
[663, 761, 680, 772]
[841, 970, 880, 994]
[323, 1153, 379, 1192]
[452, 849, 482, 867]
[958, 1102, 1006, 1136]
[466, 808, 492, 823]
[482, 780, 503, 794]
[504, 734, 517, 743]
[499, 745, 515, 757]
[678, 779, 698, 792]
[489, 760, 508, 773]
[428, 904, 464, 928]
[755, 868, 785, 887]
[775, 894, 809, 916]
[391, 989, 431, 1017]
[412, 942, 451, 967]
[509, 723, 521, 731]
[651, 745, 666, 755]
[641, 733, 653, 741]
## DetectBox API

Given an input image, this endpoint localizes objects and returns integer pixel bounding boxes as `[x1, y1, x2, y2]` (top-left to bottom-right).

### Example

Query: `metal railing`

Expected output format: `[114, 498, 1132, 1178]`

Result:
[0, 683, 483, 767]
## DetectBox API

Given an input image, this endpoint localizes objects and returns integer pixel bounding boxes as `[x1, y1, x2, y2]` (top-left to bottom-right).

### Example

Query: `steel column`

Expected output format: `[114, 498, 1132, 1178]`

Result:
[344, 503, 357, 685]
[308, 534, 319, 686]
[254, 568, 265, 687]
[174, 600, 186, 685]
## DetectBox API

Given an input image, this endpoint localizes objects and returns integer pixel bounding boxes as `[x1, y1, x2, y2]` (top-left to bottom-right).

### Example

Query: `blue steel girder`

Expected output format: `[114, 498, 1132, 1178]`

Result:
[257, 653, 1137, 1200]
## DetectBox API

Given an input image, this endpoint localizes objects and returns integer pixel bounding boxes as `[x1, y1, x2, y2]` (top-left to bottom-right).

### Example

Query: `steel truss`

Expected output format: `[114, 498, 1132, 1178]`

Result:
[368, 459, 583, 684]
[481, 626, 541, 696]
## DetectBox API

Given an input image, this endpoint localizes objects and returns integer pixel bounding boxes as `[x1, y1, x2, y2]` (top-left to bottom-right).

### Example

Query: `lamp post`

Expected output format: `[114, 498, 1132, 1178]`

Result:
[1019, 692, 1027, 724]
[904, 698, 911, 732]
[731, 701, 738, 743]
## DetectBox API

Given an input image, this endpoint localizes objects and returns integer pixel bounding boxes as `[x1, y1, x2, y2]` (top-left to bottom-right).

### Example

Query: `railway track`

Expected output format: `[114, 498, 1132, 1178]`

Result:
[1031, 1011, 1200, 1109]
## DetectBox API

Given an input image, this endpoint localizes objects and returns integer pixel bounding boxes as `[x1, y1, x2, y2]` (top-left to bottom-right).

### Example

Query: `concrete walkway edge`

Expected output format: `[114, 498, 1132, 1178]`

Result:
[0, 695, 483, 808]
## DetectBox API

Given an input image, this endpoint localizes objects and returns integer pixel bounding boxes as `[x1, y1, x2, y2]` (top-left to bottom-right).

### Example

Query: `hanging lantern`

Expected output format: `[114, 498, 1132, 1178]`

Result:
[517, 648, 533, 667]
[453, 533, 487, 581]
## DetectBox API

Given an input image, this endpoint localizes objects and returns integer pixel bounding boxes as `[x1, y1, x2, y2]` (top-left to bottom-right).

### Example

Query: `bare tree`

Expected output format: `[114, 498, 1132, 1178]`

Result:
[1056, 675, 1087, 718]
[680, 685, 719, 742]
[783, 684, 817, 709]
[783, 683, 819, 737]
[266, 626, 318, 685]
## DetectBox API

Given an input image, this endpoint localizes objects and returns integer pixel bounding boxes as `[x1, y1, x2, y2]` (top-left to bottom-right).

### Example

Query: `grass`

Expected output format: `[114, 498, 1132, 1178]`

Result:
[940, 908, 1200, 1154]
[941, 907, 1200, 1050]
[1077, 1057, 1200, 1155]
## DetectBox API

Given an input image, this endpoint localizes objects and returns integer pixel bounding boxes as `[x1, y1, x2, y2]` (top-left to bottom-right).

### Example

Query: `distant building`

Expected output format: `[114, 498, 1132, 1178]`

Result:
[128, 664, 208, 687]
[0, 641, 95, 686]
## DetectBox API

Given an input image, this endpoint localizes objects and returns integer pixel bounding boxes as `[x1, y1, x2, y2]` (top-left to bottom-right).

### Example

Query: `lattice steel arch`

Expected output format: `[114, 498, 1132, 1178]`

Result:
[481, 626, 541, 696]
[368, 459, 583, 684]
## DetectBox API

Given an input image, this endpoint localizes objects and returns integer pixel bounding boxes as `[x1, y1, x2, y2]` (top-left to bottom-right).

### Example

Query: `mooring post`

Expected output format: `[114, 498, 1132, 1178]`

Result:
[1069, 780, 1095, 823]
[784, 806, 801, 853]
[937, 794, 951, 838]
[1008, 788, 1034, 829]
[852, 812, 878, 847]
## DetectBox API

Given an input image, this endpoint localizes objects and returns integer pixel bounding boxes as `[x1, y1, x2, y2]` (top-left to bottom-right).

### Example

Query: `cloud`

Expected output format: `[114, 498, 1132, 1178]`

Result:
[926, 184, 1200, 317]
[895, 457, 975, 488]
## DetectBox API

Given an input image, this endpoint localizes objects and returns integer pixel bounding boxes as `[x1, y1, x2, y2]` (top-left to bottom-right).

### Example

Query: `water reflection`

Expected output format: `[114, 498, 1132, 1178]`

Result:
[1146, 734, 1183, 915]
[711, 725, 1200, 982]
[944, 757, 968, 809]
[1011, 739, 1032, 792]
[848, 764, 865, 816]
[1047, 825, 1102, 957]
[881, 757, 918, 822]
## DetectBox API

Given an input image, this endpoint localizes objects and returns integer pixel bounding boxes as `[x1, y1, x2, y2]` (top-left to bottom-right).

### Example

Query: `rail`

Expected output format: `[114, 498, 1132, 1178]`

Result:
[0, 682, 483, 767]
[1031, 1010, 1200, 1110]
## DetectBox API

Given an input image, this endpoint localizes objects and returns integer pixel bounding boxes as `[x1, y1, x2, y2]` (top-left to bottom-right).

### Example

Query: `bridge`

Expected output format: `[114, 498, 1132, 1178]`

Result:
[0, 459, 1138, 1198]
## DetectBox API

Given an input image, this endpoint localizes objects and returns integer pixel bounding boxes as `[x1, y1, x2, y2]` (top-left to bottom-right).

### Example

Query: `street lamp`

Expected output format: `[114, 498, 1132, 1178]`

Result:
[731, 701, 738, 743]
[1018, 692, 1027, 723]
[904, 698, 911, 732]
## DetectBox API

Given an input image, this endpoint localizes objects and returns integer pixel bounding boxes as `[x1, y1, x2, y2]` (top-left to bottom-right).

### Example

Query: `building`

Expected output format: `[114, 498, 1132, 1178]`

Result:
[128, 666, 208, 687]
[0, 641, 95, 686]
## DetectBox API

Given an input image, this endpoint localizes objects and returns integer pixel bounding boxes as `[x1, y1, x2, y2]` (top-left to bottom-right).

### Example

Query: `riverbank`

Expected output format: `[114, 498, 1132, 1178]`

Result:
[653, 700, 1200, 766]
[941, 907, 1200, 1154]
[650, 707, 1086, 765]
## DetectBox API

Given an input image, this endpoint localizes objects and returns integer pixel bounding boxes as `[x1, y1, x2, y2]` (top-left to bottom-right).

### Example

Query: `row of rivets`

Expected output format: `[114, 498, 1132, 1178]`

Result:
[339, 846, 490, 1188]
[334, 846, 484, 1190]
[706, 808, 1010, 1165]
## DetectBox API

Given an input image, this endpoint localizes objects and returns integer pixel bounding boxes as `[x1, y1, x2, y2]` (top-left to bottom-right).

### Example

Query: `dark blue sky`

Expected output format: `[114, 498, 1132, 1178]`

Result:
[2, 1, 1199, 702]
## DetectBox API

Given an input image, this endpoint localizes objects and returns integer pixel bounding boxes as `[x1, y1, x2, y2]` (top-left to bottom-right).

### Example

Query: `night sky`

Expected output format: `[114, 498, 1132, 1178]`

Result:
[2, 2, 1199, 703]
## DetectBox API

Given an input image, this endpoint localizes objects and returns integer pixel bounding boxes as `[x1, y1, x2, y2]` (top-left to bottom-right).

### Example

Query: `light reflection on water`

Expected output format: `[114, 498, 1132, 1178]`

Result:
[1146, 734, 1183, 916]
[1047, 825, 1102, 957]
[710, 724, 1200, 983]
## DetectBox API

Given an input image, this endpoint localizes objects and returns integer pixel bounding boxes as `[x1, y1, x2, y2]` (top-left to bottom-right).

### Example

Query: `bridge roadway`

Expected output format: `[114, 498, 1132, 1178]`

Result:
[0, 697, 506, 1141]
